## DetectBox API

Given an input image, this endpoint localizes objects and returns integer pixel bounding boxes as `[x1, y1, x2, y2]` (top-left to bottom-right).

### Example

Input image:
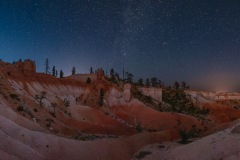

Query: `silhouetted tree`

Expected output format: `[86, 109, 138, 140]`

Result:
[158, 80, 162, 87]
[145, 78, 150, 87]
[125, 72, 133, 83]
[151, 77, 158, 87]
[18, 59, 22, 62]
[45, 58, 50, 74]
[115, 73, 120, 80]
[110, 68, 114, 77]
[60, 70, 64, 78]
[52, 66, 56, 76]
[181, 82, 186, 90]
[174, 81, 180, 90]
[122, 67, 125, 80]
[138, 78, 144, 86]
[55, 70, 58, 77]
[72, 66, 76, 75]
[90, 67, 93, 74]
[110, 68, 115, 82]
[98, 88, 104, 106]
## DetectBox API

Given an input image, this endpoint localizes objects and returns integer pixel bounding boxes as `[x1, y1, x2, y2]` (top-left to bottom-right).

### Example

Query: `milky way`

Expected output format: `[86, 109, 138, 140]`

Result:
[0, 0, 240, 91]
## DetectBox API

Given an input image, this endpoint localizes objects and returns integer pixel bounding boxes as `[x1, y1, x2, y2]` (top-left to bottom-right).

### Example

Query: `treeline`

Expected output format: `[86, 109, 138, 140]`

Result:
[43, 58, 190, 89]
[106, 67, 190, 90]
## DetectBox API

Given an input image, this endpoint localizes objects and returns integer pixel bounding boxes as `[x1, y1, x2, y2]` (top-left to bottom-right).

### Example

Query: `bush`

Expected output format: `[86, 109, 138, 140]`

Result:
[135, 123, 142, 132]
[17, 105, 23, 112]
[10, 93, 20, 101]
[86, 77, 91, 83]
[135, 151, 152, 159]
[178, 125, 200, 144]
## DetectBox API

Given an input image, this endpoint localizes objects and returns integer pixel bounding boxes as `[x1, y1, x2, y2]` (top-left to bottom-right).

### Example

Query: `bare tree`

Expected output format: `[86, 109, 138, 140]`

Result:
[64, 98, 70, 108]
[49, 103, 57, 115]
[45, 58, 50, 74]
[35, 91, 46, 107]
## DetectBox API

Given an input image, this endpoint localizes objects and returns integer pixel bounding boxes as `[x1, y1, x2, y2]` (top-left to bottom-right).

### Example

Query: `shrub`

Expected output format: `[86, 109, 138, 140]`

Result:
[135, 151, 152, 159]
[178, 125, 200, 144]
[10, 93, 20, 101]
[135, 123, 142, 132]
[86, 77, 91, 83]
[17, 105, 23, 112]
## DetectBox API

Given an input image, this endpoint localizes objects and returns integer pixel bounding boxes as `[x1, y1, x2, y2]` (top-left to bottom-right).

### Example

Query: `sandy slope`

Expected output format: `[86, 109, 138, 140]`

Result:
[141, 120, 240, 160]
[0, 112, 178, 160]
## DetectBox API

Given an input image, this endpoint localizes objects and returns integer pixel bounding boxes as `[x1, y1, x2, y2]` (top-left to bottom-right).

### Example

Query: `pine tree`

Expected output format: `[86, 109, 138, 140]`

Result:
[110, 68, 115, 82]
[151, 77, 158, 87]
[145, 78, 150, 87]
[60, 70, 64, 78]
[125, 72, 133, 83]
[174, 81, 180, 90]
[52, 66, 56, 76]
[115, 73, 120, 80]
[72, 66, 76, 75]
[98, 89, 104, 106]
[181, 82, 186, 90]
[138, 78, 144, 86]
[158, 80, 162, 87]
[90, 67, 93, 74]
[110, 68, 114, 77]
[56, 70, 58, 77]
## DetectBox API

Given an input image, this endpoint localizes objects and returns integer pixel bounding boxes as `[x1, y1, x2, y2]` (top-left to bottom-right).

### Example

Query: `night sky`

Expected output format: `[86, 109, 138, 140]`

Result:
[1, 0, 240, 91]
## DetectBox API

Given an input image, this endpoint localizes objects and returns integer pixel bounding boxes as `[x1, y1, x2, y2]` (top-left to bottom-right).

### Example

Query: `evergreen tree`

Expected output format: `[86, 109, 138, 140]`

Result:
[158, 80, 162, 87]
[56, 70, 58, 77]
[125, 72, 133, 83]
[110, 68, 115, 82]
[72, 66, 76, 75]
[145, 78, 150, 87]
[138, 78, 144, 86]
[98, 88, 104, 106]
[181, 82, 187, 90]
[122, 67, 125, 80]
[110, 68, 114, 77]
[151, 77, 158, 87]
[52, 66, 56, 76]
[90, 67, 93, 74]
[174, 81, 180, 90]
[115, 73, 120, 80]
[60, 70, 64, 78]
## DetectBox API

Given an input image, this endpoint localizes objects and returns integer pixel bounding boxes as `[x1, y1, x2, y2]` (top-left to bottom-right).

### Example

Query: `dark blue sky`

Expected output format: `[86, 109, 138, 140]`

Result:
[1, 0, 240, 91]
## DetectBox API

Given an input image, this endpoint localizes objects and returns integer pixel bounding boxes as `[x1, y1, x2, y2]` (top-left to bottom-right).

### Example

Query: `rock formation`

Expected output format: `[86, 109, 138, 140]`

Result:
[0, 59, 36, 78]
